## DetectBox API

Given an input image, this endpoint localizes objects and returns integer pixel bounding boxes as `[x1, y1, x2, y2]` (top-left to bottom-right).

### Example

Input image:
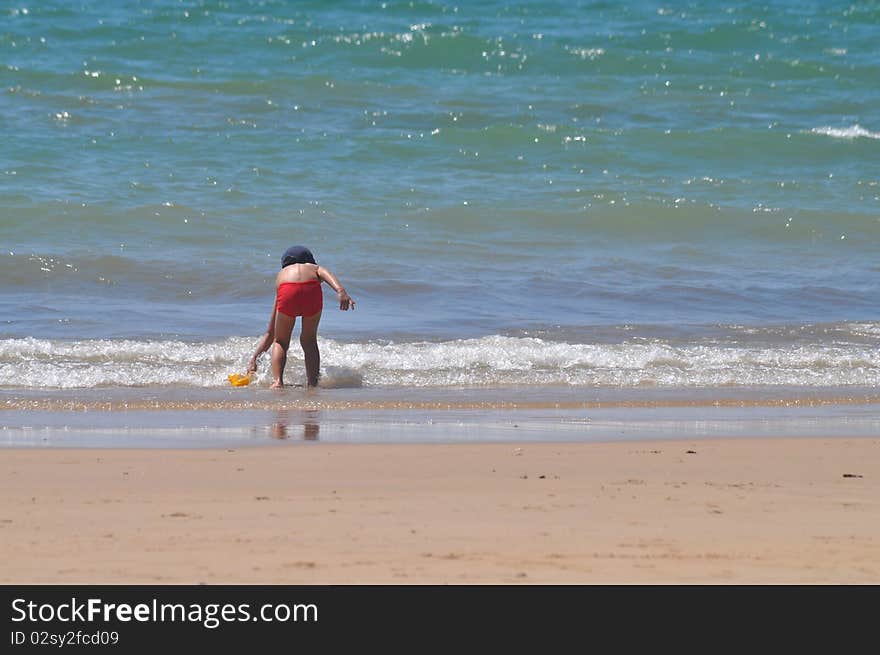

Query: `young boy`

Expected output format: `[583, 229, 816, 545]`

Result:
[247, 245, 355, 388]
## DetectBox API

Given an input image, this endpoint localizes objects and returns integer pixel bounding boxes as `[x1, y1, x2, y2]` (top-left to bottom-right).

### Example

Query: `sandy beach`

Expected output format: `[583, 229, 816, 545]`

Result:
[2, 437, 878, 584]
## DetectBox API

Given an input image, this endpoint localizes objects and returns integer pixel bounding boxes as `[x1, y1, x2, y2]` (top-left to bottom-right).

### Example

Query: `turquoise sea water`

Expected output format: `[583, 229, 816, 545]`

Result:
[1, 0, 879, 391]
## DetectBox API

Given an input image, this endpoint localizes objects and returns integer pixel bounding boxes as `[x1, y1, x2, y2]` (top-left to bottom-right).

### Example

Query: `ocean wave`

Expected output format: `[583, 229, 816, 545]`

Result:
[810, 125, 880, 140]
[1, 333, 878, 390]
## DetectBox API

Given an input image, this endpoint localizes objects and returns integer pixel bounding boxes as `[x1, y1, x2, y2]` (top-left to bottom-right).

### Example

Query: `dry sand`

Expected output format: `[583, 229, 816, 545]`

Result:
[1, 438, 878, 584]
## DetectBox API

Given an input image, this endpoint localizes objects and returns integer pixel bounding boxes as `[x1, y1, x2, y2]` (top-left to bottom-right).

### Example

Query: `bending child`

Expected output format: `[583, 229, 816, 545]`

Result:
[247, 245, 355, 388]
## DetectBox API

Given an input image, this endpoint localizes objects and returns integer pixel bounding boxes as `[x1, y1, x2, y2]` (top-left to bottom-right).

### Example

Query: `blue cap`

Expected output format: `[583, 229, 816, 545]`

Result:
[281, 245, 316, 268]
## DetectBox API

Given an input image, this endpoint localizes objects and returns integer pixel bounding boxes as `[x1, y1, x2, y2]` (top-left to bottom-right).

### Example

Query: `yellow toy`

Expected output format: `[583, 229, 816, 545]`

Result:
[227, 372, 253, 387]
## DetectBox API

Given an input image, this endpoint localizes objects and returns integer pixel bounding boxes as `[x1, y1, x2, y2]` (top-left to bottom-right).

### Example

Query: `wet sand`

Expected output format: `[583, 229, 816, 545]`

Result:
[2, 437, 878, 584]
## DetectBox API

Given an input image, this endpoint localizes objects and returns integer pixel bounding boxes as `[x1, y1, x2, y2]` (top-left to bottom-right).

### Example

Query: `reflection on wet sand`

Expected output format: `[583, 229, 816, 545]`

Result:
[270, 409, 320, 441]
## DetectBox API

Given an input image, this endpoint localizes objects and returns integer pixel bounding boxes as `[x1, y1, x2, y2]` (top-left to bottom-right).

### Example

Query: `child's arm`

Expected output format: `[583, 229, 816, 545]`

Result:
[317, 266, 355, 311]
[247, 305, 276, 373]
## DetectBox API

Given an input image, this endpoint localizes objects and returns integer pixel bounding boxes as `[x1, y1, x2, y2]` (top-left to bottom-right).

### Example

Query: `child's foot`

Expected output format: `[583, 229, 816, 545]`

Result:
[270, 380, 283, 389]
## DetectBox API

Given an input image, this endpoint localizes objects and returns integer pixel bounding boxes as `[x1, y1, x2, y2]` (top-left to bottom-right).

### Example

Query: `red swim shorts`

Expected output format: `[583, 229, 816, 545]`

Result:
[275, 280, 323, 317]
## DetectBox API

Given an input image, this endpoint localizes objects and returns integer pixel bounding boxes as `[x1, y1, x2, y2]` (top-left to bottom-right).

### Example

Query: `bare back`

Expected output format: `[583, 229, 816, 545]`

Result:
[276, 263, 320, 286]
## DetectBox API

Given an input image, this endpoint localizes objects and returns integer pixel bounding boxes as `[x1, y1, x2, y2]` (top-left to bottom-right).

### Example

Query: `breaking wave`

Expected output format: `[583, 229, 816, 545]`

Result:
[1, 328, 879, 389]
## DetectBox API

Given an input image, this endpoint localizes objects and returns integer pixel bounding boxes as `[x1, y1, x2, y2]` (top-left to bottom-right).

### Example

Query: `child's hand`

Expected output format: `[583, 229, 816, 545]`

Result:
[338, 289, 355, 311]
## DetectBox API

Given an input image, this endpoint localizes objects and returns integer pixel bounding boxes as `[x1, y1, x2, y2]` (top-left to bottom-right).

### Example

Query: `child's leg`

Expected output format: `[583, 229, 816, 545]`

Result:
[299, 311, 322, 388]
[271, 311, 296, 388]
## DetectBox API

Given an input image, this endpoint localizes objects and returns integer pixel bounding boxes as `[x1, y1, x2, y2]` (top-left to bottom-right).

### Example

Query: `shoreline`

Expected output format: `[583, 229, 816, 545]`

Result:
[3, 385, 880, 448]
[5, 405, 880, 447]
[2, 437, 878, 584]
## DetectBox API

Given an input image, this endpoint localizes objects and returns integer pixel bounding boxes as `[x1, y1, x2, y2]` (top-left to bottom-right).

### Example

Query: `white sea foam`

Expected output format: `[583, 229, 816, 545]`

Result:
[848, 323, 880, 338]
[1, 334, 879, 389]
[567, 47, 605, 60]
[810, 125, 880, 140]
